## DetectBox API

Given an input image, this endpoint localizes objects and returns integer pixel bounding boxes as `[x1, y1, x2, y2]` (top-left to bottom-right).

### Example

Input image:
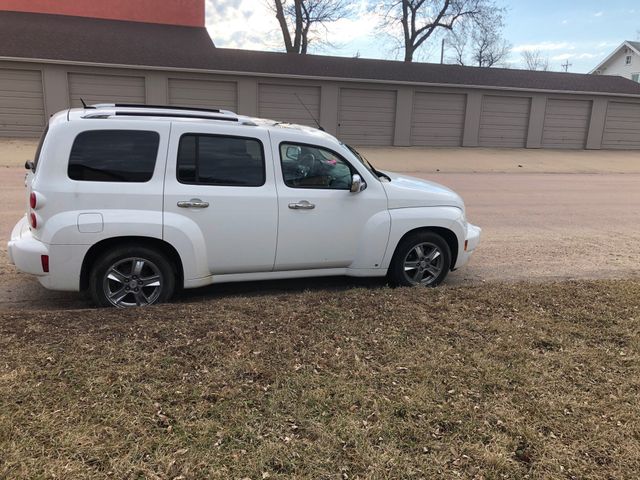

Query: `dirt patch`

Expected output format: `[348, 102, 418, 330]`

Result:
[1, 280, 639, 479]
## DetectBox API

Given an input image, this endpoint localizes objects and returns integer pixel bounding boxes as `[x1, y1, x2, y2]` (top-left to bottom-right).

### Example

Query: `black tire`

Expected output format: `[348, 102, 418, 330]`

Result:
[388, 232, 451, 287]
[89, 245, 176, 308]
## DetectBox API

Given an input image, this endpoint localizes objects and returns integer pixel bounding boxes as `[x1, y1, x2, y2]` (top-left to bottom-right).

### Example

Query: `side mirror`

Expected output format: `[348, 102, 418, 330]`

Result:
[350, 174, 367, 193]
[25, 160, 35, 172]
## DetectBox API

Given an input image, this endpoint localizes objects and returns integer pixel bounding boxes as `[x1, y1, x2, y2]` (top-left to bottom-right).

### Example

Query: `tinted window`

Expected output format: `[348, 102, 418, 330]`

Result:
[68, 130, 160, 182]
[280, 143, 353, 189]
[177, 134, 265, 187]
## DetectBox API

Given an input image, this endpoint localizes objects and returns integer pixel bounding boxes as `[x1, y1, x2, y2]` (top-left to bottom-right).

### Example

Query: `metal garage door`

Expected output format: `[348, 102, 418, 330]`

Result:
[479, 95, 531, 148]
[338, 88, 396, 146]
[69, 73, 145, 107]
[169, 78, 237, 111]
[0, 69, 45, 137]
[411, 92, 466, 146]
[602, 102, 640, 149]
[258, 83, 320, 127]
[542, 99, 592, 149]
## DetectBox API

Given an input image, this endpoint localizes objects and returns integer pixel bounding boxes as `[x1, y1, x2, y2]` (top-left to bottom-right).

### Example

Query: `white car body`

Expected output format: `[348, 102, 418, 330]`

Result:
[8, 105, 480, 303]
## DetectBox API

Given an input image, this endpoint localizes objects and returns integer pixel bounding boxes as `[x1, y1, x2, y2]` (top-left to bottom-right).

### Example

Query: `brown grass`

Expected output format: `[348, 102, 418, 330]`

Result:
[1, 280, 639, 479]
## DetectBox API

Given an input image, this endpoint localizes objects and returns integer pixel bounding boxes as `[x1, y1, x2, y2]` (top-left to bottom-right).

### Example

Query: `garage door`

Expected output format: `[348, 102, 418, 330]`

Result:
[69, 73, 145, 107]
[411, 92, 466, 146]
[479, 95, 531, 148]
[602, 101, 640, 149]
[542, 99, 592, 149]
[0, 69, 45, 137]
[169, 78, 237, 111]
[338, 88, 396, 146]
[258, 83, 320, 127]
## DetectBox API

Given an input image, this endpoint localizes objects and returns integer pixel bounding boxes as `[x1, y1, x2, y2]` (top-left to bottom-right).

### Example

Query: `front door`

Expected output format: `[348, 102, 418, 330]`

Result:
[271, 135, 389, 271]
[164, 123, 278, 275]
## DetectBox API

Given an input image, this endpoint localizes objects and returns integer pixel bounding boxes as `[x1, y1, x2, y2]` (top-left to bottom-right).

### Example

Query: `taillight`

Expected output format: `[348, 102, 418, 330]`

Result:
[41, 255, 49, 273]
[30, 192, 37, 209]
[29, 212, 37, 229]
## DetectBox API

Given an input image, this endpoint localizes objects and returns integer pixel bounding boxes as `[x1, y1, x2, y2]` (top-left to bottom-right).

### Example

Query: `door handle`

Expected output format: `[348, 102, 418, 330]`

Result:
[177, 199, 209, 209]
[288, 200, 315, 210]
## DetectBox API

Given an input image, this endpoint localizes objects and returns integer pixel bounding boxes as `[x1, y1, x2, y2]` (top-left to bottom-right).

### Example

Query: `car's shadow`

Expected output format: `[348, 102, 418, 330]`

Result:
[174, 275, 389, 304]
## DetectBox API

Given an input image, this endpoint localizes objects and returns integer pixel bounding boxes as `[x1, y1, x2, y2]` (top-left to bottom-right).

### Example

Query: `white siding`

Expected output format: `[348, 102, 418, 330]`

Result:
[479, 95, 531, 148]
[258, 83, 321, 127]
[0, 69, 45, 137]
[168, 78, 237, 111]
[411, 92, 466, 147]
[68, 73, 145, 107]
[338, 88, 396, 146]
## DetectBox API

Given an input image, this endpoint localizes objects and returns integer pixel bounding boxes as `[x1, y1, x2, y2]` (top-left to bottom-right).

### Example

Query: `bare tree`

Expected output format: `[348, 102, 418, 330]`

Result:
[448, 10, 510, 67]
[521, 49, 549, 71]
[270, 0, 350, 54]
[382, 0, 498, 62]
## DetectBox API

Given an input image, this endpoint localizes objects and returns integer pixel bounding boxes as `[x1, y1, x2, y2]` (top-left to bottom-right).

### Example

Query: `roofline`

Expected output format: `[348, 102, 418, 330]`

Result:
[590, 41, 640, 74]
[3, 55, 640, 100]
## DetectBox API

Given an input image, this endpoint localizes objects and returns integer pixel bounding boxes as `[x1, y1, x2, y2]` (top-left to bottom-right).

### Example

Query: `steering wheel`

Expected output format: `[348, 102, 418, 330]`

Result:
[298, 153, 317, 176]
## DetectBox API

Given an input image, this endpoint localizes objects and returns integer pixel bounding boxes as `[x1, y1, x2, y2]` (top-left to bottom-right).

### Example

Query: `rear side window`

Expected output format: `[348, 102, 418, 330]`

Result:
[32, 124, 49, 172]
[177, 134, 265, 187]
[68, 130, 160, 182]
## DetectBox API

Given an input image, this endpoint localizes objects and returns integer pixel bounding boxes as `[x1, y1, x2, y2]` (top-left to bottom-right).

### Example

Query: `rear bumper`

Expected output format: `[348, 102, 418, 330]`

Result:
[8, 216, 84, 291]
[454, 223, 481, 269]
[7, 216, 48, 275]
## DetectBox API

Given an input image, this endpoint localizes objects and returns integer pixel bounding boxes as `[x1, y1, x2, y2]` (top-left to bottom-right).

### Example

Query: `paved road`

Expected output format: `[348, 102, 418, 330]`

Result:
[1, 167, 639, 310]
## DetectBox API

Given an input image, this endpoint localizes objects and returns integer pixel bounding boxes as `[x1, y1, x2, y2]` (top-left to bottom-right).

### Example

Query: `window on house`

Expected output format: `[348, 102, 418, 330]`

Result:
[626, 55, 632, 65]
[632, 73, 640, 83]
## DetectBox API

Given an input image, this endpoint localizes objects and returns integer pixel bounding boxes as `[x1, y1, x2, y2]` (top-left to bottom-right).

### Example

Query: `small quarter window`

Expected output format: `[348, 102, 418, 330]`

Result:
[68, 130, 159, 182]
[177, 134, 265, 187]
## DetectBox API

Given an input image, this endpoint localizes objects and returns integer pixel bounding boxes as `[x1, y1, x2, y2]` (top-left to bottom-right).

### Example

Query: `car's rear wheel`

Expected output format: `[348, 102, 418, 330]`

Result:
[388, 232, 451, 287]
[89, 246, 176, 308]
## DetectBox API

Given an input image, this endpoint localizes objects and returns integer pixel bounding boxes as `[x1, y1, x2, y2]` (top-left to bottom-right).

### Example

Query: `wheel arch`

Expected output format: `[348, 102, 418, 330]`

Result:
[80, 236, 184, 292]
[391, 226, 459, 272]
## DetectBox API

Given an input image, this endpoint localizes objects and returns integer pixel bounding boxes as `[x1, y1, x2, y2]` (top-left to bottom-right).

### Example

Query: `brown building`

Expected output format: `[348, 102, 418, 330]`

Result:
[1, 3, 640, 149]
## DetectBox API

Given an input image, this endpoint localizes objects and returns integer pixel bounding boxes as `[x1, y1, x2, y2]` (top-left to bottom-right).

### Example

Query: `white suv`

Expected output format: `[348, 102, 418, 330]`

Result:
[8, 104, 480, 307]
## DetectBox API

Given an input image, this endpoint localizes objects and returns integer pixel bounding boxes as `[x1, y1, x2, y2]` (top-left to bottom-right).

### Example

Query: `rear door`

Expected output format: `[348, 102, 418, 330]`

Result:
[163, 123, 278, 275]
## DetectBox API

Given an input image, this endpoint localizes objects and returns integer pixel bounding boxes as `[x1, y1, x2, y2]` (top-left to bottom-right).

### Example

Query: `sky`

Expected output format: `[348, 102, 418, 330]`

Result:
[205, 0, 639, 73]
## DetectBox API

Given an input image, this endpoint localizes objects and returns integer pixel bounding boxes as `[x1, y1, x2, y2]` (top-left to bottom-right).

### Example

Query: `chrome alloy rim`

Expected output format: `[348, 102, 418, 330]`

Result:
[103, 257, 163, 307]
[402, 242, 445, 286]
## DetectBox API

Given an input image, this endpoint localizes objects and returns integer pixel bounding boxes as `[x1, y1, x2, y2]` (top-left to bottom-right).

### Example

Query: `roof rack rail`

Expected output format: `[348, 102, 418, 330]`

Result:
[113, 111, 239, 122]
[112, 103, 228, 114]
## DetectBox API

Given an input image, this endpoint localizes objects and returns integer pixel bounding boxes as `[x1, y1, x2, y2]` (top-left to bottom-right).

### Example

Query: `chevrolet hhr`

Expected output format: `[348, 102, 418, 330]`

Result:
[8, 104, 480, 307]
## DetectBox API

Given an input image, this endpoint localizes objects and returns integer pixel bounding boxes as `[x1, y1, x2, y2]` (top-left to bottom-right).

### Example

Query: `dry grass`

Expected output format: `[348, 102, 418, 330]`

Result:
[1, 280, 639, 479]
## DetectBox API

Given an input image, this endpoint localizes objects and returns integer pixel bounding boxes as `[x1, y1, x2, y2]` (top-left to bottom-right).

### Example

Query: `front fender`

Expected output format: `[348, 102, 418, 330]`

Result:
[381, 206, 466, 269]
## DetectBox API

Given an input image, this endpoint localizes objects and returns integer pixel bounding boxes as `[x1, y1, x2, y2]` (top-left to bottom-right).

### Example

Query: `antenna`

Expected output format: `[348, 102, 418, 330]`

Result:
[295, 93, 325, 131]
[561, 60, 572, 72]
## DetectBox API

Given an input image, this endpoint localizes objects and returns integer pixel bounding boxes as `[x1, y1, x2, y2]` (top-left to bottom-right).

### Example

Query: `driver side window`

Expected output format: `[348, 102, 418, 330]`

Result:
[280, 143, 354, 190]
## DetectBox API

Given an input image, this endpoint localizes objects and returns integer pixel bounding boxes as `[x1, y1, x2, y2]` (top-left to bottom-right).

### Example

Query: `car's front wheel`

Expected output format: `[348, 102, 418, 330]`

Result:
[89, 246, 176, 308]
[388, 232, 451, 287]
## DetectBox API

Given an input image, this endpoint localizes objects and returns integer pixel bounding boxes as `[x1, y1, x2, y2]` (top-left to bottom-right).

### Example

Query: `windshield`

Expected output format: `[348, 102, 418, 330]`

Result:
[343, 144, 390, 181]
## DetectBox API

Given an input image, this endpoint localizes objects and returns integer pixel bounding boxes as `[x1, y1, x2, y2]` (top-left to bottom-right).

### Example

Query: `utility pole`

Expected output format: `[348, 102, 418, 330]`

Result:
[561, 60, 572, 72]
[440, 38, 445, 64]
